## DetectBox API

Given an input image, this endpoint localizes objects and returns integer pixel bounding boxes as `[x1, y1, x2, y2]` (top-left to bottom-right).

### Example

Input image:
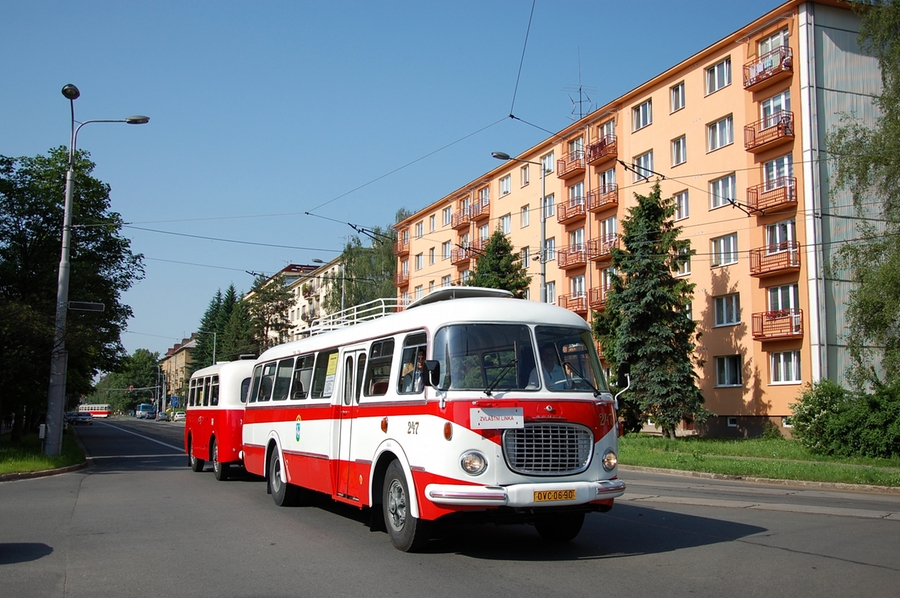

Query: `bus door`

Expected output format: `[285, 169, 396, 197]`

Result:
[337, 347, 366, 500]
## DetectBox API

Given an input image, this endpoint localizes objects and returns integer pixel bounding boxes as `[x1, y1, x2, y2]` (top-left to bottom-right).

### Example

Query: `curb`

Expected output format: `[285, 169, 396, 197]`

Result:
[0, 461, 87, 483]
[619, 464, 900, 495]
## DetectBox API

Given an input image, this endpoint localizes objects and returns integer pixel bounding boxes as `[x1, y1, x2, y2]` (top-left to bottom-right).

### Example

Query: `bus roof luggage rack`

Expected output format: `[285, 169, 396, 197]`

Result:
[309, 297, 405, 335]
[406, 286, 514, 309]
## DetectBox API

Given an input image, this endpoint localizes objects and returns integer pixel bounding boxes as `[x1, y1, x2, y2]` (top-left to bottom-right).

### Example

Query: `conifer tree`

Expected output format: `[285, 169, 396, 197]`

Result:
[592, 183, 709, 437]
[465, 229, 531, 298]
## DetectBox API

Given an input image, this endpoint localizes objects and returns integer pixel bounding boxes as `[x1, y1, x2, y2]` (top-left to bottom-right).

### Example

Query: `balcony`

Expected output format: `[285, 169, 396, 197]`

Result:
[450, 246, 474, 265]
[586, 134, 617, 166]
[451, 209, 471, 230]
[558, 293, 587, 314]
[587, 234, 618, 262]
[588, 286, 611, 311]
[557, 244, 587, 270]
[557, 199, 586, 224]
[744, 110, 794, 152]
[752, 308, 803, 340]
[394, 271, 409, 287]
[587, 184, 618, 213]
[746, 176, 797, 214]
[393, 238, 409, 257]
[743, 46, 793, 91]
[469, 200, 490, 222]
[750, 242, 801, 277]
[557, 150, 586, 180]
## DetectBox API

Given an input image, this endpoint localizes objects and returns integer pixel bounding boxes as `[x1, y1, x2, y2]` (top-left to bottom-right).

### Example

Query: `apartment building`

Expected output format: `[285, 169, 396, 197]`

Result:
[160, 335, 197, 407]
[393, 0, 880, 436]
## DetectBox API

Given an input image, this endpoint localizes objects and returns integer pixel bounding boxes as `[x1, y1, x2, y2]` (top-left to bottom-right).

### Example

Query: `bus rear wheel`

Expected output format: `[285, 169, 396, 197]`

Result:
[268, 448, 302, 507]
[383, 460, 430, 552]
[213, 439, 229, 481]
[534, 511, 585, 542]
[189, 438, 204, 472]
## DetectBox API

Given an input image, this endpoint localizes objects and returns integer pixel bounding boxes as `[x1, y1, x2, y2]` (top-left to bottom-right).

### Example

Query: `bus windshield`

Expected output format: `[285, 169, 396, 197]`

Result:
[432, 324, 608, 393]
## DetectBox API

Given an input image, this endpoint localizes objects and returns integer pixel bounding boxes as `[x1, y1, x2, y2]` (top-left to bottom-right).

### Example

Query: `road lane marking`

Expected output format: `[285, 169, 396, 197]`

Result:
[88, 454, 184, 459]
[619, 494, 900, 520]
[94, 421, 184, 452]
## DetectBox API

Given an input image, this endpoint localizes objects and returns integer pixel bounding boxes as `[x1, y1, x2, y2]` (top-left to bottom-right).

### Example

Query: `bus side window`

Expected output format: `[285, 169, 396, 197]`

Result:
[397, 332, 427, 395]
[248, 365, 262, 403]
[241, 378, 251, 403]
[210, 375, 220, 406]
[291, 355, 314, 400]
[188, 379, 196, 407]
[311, 349, 338, 399]
[272, 358, 293, 401]
[364, 338, 394, 397]
[201, 377, 210, 406]
[258, 362, 277, 402]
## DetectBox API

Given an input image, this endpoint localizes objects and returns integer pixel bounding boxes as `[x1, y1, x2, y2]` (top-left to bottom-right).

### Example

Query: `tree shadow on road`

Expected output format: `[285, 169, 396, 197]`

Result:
[0, 543, 53, 565]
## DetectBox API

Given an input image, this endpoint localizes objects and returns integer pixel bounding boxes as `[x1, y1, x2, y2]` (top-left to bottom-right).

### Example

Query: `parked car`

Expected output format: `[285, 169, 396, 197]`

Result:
[172, 411, 186, 422]
[74, 412, 93, 425]
[65, 412, 77, 424]
[156, 411, 169, 421]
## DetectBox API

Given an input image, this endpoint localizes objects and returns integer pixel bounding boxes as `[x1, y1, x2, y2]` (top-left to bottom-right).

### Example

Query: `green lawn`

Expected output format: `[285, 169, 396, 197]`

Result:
[0, 429, 85, 476]
[619, 435, 900, 487]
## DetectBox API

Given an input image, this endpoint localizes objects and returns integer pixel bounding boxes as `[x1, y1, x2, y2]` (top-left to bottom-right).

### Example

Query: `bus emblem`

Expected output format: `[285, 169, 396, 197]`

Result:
[295, 415, 302, 442]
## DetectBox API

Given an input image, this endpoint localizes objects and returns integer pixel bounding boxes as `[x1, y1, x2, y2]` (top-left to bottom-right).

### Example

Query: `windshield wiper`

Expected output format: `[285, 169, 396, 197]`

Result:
[563, 362, 601, 397]
[484, 359, 517, 396]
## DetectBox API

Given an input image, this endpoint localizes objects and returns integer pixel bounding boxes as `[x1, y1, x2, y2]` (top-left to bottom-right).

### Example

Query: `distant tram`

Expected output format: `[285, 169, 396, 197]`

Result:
[78, 403, 111, 418]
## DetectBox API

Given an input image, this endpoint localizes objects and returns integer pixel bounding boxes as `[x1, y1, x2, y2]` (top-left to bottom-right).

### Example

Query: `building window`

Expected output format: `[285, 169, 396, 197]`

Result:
[711, 233, 738, 267]
[599, 119, 615, 139]
[759, 28, 789, 55]
[499, 213, 511, 234]
[429, 215, 435, 232]
[761, 90, 791, 127]
[415, 253, 423, 271]
[769, 283, 799, 311]
[571, 275, 585, 298]
[707, 115, 734, 151]
[674, 190, 689, 220]
[478, 224, 489, 243]
[771, 350, 801, 383]
[478, 186, 489, 207]
[599, 167, 616, 190]
[710, 173, 736, 209]
[767, 219, 795, 252]
[520, 165, 530, 187]
[676, 247, 691, 276]
[633, 151, 653, 182]
[541, 152, 555, 175]
[441, 275, 451, 287]
[414, 285, 423, 300]
[500, 175, 511, 196]
[672, 135, 687, 166]
[415, 221, 424, 239]
[545, 237, 556, 261]
[401, 260, 408, 276]
[716, 355, 742, 386]
[428, 247, 435, 266]
[520, 204, 530, 228]
[461, 269, 471, 283]
[520, 246, 530, 265]
[714, 293, 740, 326]
[546, 281, 556, 304]
[764, 154, 793, 190]
[569, 181, 584, 205]
[706, 57, 732, 94]
[633, 99, 652, 131]
[670, 81, 685, 112]
[543, 193, 555, 218]
[442, 206, 451, 226]
[442, 241, 452, 260]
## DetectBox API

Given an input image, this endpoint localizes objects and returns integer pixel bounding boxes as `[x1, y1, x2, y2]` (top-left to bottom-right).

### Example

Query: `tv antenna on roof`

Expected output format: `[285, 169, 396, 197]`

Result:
[563, 48, 596, 121]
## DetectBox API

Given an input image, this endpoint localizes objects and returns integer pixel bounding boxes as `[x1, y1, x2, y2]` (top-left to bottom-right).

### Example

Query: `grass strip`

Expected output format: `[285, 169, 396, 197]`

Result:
[0, 430, 85, 476]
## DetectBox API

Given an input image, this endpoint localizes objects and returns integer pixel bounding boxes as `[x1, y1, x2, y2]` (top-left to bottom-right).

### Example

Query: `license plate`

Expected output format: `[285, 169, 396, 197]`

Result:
[534, 489, 576, 502]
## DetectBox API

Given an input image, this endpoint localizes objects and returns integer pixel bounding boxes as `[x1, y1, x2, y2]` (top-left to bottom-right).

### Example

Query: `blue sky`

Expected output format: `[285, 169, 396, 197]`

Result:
[1, 0, 783, 359]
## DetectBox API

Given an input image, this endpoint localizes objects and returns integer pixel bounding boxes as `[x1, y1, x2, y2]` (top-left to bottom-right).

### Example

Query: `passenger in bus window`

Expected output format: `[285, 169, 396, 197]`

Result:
[401, 348, 426, 393]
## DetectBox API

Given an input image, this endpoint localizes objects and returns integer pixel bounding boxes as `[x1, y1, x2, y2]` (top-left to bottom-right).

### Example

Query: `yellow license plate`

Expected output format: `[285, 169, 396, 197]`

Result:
[534, 489, 576, 502]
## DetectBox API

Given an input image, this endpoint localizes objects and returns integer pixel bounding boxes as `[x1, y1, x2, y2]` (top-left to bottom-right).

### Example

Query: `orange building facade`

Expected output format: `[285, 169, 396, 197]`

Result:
[393, 0, 879, 436]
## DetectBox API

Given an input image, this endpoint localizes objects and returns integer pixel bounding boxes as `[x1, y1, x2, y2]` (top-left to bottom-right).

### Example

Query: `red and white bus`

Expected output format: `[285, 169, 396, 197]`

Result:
[78, 403, 111, 418]
[242, 287, 625, 551]
[185, 358, 255, 481]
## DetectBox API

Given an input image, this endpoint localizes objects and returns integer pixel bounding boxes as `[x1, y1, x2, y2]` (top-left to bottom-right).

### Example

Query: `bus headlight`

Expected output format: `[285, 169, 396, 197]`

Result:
[601, 449, 618, 471]
[460, 451, 487, 475]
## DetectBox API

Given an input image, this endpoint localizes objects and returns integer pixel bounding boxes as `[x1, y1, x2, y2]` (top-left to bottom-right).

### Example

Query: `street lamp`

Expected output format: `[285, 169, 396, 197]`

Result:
[492, 151, 548, 303]
[44, 84, 149, 456]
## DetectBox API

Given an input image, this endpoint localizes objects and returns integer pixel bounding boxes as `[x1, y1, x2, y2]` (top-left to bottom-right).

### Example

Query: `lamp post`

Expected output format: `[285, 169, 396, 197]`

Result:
[492, 151, 548, 303]
[44, 84, 149, 456]
[197, 330, 217, 365]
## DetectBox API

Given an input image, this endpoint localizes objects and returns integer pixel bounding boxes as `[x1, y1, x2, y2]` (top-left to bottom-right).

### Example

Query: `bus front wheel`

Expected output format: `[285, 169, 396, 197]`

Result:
[268, 448, 302, 507]
[382, 460, 431, 552]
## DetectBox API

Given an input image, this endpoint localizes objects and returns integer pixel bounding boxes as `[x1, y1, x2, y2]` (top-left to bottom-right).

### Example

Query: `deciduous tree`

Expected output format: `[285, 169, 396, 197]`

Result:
[465, 229, 531, 298]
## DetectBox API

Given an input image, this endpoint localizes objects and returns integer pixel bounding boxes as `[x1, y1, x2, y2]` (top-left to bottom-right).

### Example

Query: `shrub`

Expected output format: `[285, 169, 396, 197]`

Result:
[790, 379, 900, 458]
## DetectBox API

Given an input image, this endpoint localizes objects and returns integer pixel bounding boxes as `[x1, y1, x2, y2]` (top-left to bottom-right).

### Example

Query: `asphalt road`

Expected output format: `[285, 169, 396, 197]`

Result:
[2, 418, 899, 598]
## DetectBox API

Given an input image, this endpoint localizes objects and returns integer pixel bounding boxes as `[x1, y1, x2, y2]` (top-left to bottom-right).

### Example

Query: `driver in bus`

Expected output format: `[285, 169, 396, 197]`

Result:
[528, 343, 569, 389]
[401, 348, 426, 393]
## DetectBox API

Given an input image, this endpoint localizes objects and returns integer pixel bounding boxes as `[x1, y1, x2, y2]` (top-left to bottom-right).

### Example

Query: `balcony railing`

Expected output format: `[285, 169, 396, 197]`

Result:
[557, 150, 586, 179]
[744, 110, 794, 152]
[394, 271, 409, 287]
[557, 244, 587, 269]
[470, 200, 490, 221]
[750, 242, 801, 277]
[558, 293, 587, 314]
[752, 308, 803, 340]
[393, 239, 409, 257]
[588, 286, 611, 311]
[587, 234, 618, 262]
[557, 199, 586, 224]
[451, 209, 471, 230]
[586, 134, 617, 165]
[746, 176, 797, 214]
[587, 184, 618, 213]
[743, 46, 793, 91]
[450, 246, 474, 265]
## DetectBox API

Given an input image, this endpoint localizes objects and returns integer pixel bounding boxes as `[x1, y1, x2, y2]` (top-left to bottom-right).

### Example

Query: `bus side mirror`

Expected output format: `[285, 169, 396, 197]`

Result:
[424, 360, 441, 388]
[616, 362, 631, 389]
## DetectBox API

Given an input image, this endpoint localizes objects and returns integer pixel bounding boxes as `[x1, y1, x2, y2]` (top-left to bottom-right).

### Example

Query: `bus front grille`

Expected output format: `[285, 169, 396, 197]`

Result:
[502, 423, 593, 476]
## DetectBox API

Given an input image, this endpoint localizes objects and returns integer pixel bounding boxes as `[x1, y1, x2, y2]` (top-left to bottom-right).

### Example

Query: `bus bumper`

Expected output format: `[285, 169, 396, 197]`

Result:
[425, 479, 626, 507]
